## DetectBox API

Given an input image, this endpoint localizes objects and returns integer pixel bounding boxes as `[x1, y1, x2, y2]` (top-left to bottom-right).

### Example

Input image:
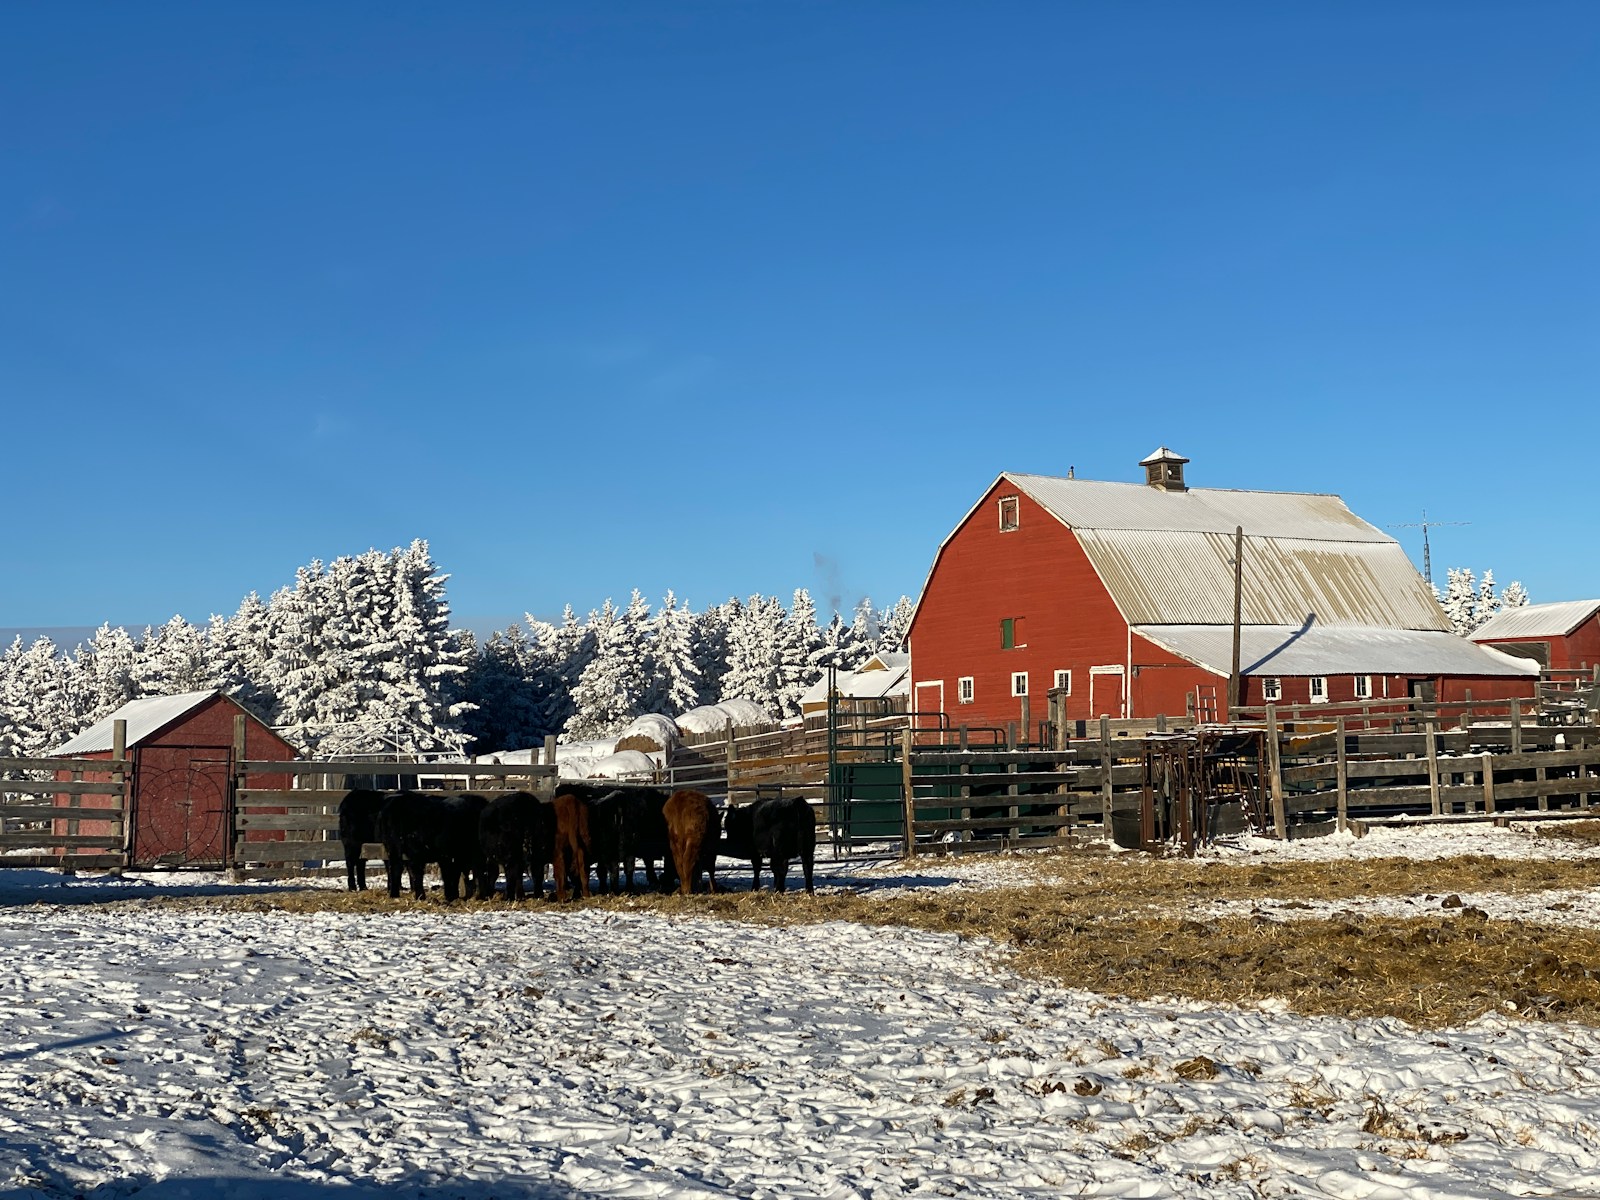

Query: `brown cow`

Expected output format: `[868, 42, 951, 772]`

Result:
[551, 789, 592, 901]
[663, 789, 720, 895]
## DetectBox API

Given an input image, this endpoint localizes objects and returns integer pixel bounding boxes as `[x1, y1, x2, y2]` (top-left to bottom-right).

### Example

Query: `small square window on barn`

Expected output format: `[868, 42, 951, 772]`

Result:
[958, 676, 974, 704]
[998, 496, 1020, 531]
[1309, 676, 1329, 703]
[1262, 677, 1282, 702]
[1054, 669, 1071, 694]
[1012, 671, 1028, 697]
[1354, 675, 1372, 699]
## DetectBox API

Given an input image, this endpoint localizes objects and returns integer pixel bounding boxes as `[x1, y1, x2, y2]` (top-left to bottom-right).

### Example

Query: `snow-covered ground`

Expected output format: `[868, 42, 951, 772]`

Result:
[4, 821, 1600, 1200]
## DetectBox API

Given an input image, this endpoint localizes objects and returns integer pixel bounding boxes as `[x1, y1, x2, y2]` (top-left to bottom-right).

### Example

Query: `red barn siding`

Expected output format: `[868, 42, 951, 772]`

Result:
[908, 481, 1150, 729]
[1479, 613, 1600, 673]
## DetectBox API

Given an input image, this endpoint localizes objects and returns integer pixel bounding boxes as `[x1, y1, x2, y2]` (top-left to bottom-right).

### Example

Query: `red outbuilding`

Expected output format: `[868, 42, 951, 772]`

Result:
[1471, 600, 1600, 672]
[905, 449, 1539, 728]
[49, 690, 298, 868]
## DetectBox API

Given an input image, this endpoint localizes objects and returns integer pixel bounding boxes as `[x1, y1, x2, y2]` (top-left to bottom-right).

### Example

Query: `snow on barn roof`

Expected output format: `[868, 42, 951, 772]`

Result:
[1136, 625, 1540, 679]
[1471, 599, 1600, 642]
[1002, 473, 1449, 631]
[48, 690, 221, 756]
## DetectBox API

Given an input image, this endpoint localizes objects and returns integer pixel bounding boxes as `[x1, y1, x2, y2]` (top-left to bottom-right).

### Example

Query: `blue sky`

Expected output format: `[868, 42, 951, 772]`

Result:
[4, 1, 1596, 633]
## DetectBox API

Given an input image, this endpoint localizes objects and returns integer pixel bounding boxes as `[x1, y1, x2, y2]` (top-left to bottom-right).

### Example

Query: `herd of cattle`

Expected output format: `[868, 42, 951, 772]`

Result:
[336, 783, 818, 902]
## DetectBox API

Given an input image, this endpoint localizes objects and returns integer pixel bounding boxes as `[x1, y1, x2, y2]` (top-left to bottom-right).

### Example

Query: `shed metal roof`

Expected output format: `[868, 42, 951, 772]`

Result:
[1471, 599, 1600, 642]
[49, 690, 220, 756]
[1135, 625, 1539, 679]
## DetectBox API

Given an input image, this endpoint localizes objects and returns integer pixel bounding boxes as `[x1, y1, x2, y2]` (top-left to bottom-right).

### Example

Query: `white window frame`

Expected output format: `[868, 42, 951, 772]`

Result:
[1309, 676, 1329, 703]
[958, 676, 975, 704]
[1053, 669, 1072, 694]
[998, 495, 1020, 532]
[1011, 671, 1028, 697]
[1353, 675, 1372, 699]
[1261, 677, 1282, 702]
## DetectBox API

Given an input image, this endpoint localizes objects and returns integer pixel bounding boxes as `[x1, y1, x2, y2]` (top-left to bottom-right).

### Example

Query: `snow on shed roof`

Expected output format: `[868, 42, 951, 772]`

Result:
[799, 657, 911, 708]
[1471, 599, 1600, 642]
[49, 690, 221, 756]
[1135, 625, 1540, 679]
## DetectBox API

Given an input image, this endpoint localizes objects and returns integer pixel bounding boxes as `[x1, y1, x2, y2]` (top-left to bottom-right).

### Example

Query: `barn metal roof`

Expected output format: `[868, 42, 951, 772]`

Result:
[1471, 599, 1600, 642]
[1135, 625, 1540, 679]
[48, 690, 220, 756]
[1004, 474, 1449, 632]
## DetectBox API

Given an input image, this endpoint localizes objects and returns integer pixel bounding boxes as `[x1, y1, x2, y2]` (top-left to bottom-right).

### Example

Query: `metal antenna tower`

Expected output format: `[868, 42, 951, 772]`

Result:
[1387, 509, 1469, 588]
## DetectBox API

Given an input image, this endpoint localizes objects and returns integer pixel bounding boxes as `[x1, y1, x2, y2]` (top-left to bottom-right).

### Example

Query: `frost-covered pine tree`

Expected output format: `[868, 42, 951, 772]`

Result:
[363, 540, 475, 754]
[845, 597, 880, 669]
[650, 590, 703, 716]
[877, 595, 915, 654]
[810, 612, 854, 675]
[564, 595, 656, 740]
[720, 594, 786, 712]
[690, 599, 736, 706]
[77, 624, 140, 725]
[136, 615, 215, 697]
[1499, 580, 1530, 610]
[1436, 568, 1480, 636]
[774, 589, 824, 717]
[0, 636, 78, 757]
[1475, 570, 1500, 629]
[207, 593, 278, 720]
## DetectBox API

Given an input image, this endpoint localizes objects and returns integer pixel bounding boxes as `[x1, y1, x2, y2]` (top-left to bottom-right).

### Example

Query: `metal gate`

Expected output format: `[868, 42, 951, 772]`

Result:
[133, 747, 232, 867]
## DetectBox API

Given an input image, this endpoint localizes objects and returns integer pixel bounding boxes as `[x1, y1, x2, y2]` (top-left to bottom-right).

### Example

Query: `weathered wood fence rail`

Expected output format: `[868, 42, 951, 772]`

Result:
[0, 719, 131, 869]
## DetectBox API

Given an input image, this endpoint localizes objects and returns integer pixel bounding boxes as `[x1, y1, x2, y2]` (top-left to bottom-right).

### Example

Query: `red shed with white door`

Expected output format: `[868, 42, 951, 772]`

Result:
[1471, 600, 1600, 672]
[904, 450, 1538, 729]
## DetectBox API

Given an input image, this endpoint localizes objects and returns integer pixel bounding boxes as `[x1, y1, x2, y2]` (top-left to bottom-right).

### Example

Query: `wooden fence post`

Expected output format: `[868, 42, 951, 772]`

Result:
[1511, 699, 1523, 755]
[1335, 715, 1348, 834]
[1266, 703, 1287, 839]
[1425, 720, 1441, 816]
[543, 735, 558, 790]
[113, 719, 130, 867]
[901, 728, 916, 859]
[1481, 752, 1495, 815]
[1099, 716, 1114, 841]
[229, 715, 247, 873]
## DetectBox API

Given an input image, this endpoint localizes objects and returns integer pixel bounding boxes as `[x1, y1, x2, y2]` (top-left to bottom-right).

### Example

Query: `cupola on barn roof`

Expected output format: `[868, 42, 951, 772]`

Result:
[1139, 446, 1189, 492]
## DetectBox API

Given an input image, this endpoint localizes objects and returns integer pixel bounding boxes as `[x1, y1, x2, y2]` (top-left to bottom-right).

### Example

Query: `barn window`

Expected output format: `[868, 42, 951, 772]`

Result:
[958, 676, 975, 704]
[1309, 677, 1329, 703]
[1354, 675, 1372, 699]
[1054, 669, 1071, 694]
[1001, 617, 1026, 650]
[998, 496, 1020, 531]
[1012, 672, 1029, 697]
[1262, 677, 1282, 702]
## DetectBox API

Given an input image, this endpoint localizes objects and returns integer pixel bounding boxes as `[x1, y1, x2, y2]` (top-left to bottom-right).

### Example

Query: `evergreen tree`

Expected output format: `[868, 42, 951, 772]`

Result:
[136, 615, 214, 697]
[720, 594, 786, 712]
[1437, 568, 1479, 636]
[774, 588, 823, 717]
[565, 597, 653, 740]
[77, 624, 139, 725]
[1499, 580, 1531, 610]
[0, 637, 77, 757]
[650, 590, 703, 715]
[845, 597, 880, 668]
[458, 625, 549, 753]
[691, 599, 736, 706]
[877, 595, 915, 653]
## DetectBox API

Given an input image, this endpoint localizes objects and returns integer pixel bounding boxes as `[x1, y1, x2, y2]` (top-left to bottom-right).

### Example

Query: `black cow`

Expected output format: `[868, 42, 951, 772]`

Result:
[478, 792, 553, 901]
[722, 796, 816, 894]
[376, 791, 491, 902]
[338, 788, 391, 891]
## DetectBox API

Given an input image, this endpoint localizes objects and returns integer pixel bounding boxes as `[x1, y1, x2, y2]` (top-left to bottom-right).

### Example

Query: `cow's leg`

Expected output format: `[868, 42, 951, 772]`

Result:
[441, 862, 461, 903]
[385, 855, 403, 899]
[773, 857, 789, 893]
[750, 857, 762, 892]
[408, 857, 427, 900]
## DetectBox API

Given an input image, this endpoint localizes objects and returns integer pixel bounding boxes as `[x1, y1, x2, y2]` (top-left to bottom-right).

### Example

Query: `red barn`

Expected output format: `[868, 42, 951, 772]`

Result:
[905, 449, 1539, 728]
[1471, 599, 1600, 671]
[49, 690, 297, 868]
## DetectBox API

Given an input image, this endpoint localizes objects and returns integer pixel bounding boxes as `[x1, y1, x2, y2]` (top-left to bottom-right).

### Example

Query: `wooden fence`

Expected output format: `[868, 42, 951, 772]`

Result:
[0, 719, 131, 870]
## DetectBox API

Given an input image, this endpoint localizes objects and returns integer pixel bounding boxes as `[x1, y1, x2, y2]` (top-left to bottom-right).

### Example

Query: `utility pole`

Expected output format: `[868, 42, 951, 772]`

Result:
[1228, 525, 1244, 716]
[1388, 509, 1469, 589]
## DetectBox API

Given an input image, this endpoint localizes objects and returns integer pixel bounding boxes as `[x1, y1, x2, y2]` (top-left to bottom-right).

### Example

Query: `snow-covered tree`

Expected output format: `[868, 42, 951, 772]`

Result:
[720, 594, 786, 712]
[564, 595, 658, 740]
[458, 624, 549, 753]
[877, 595, 915, 653]
[1435, 567, 1531, 635]
[774, 588, 823, 717]
[77, 624, 140, 726]
[1500, 580, 1530, 611]
[0, 637, 78, 757]
[691, 599, 736, 706]
[136, 615, 215, 697]
[650, 590, 703, 716]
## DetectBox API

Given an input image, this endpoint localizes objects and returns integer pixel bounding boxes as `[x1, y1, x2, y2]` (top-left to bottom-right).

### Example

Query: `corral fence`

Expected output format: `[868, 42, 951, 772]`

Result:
[230, 721, 561, 879]
[0, 719, 131, 870]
